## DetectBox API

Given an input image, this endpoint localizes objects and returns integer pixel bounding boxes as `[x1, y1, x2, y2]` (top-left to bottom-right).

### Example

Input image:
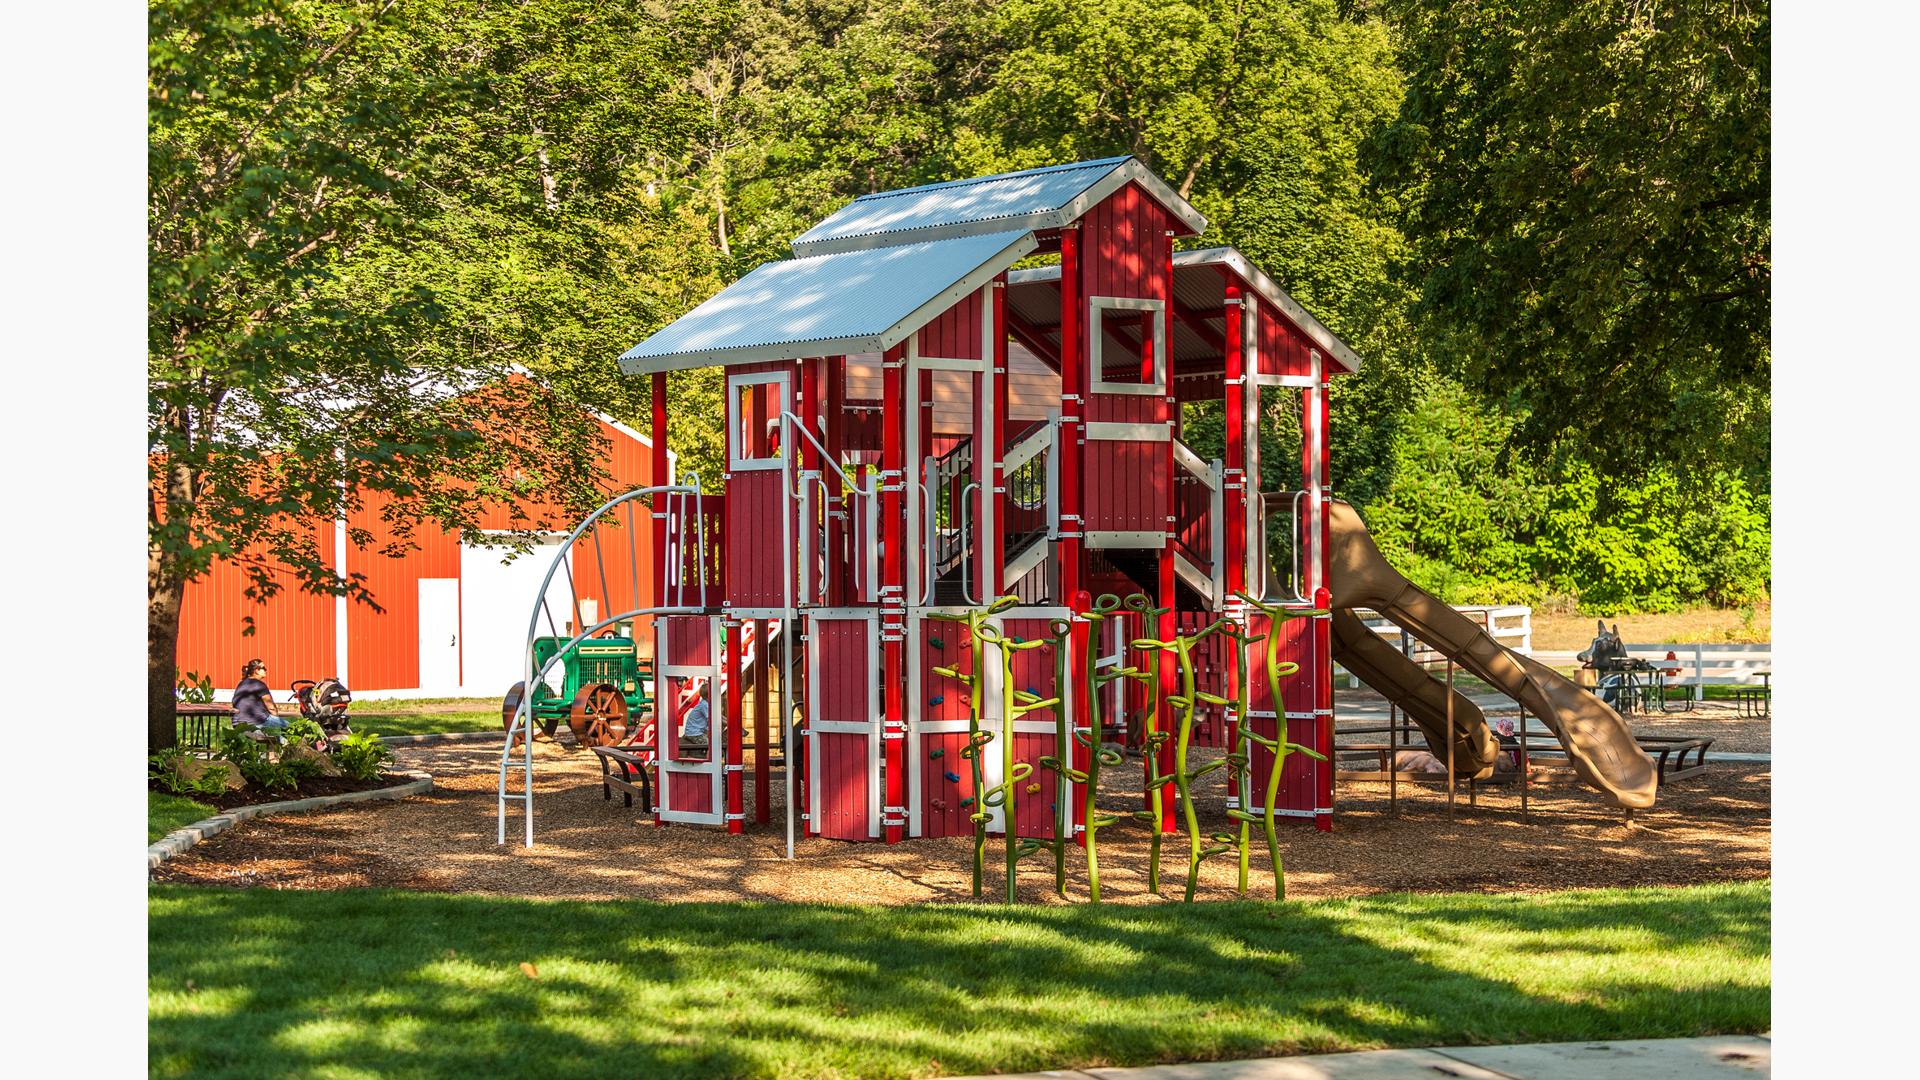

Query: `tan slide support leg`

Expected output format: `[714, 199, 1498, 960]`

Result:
[1330, 608, 1499, 777]
[1326, 500, 1659, 810]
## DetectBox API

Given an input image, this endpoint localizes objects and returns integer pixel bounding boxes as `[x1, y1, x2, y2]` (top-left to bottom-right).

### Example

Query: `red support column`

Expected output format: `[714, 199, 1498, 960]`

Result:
[881, 344, 907, 844]
[990, 277, 1009, 598]
[1222, 285, 1245, 600]
[651, 371, 670, 598]
[1058, 227, 1083, 612]
[1220, 282, 1246, 817]
[1155, 228, 1178, 834]
[754, 618, 771, 824]
[726, 618, 744, 834]
[650, 371, 670, 825]
[826, 354, 846, 605]
[1070, 601, 1091, 849]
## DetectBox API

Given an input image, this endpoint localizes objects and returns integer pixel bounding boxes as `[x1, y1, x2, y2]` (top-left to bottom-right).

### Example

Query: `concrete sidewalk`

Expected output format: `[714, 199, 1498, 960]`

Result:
[947, 1035, 1770, 1079]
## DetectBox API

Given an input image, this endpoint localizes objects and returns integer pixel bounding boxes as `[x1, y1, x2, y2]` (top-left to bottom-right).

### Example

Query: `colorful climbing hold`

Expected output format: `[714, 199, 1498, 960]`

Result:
[944, 771, 962, 784]
[930, 694, 945, 707]
[929, 636, 945, 650]
[929, 747, 945, 759]
[1025, 782, 1041, 795]
[960, 797, 975, 808]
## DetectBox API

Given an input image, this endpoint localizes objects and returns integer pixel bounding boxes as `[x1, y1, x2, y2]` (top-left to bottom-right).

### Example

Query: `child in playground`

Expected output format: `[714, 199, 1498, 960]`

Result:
[681, 682, 711, 752]
[231, 659, 285, 736]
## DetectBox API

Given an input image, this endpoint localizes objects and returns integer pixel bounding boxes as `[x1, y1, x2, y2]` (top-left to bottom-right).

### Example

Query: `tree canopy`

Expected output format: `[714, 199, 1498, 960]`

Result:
[1366, 0, 1771, 477]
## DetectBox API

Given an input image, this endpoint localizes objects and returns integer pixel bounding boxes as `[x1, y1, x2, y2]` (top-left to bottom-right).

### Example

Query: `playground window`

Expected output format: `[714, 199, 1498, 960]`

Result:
[1088, 296, 1166, 395]
[728, 371, 789, 471]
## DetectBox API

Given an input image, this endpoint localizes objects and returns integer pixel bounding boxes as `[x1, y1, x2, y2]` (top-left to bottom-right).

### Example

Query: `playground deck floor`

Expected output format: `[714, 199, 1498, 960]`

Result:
[151, 737, 1770, 904]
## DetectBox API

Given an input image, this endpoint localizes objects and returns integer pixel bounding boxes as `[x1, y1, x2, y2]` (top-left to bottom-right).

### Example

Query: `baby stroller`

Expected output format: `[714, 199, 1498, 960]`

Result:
[290, 678, 354, 743]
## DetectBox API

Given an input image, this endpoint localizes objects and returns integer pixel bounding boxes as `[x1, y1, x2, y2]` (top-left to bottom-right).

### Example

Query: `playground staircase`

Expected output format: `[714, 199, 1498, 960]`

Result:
[925, 421, 1054, 605]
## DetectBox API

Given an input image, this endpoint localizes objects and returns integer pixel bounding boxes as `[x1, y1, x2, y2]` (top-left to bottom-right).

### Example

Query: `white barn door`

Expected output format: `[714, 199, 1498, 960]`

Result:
[417, 578, 462, 695]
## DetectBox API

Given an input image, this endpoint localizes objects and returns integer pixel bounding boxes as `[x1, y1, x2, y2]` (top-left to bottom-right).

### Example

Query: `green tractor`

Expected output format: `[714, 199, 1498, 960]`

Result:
[501, 630, 655, 749]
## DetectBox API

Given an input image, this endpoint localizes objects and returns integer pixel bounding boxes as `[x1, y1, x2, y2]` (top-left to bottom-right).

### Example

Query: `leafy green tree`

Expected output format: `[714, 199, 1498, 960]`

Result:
[148, 0, 692, 749]
[1368, 0, 1771, 476]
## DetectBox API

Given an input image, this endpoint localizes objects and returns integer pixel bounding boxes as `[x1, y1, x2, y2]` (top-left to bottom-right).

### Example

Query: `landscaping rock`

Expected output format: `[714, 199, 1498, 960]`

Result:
[284, 743, 342, 777]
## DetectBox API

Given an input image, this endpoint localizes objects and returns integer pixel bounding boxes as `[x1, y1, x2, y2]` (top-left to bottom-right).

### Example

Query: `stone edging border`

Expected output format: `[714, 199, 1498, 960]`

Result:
[147, 769, 433, 869]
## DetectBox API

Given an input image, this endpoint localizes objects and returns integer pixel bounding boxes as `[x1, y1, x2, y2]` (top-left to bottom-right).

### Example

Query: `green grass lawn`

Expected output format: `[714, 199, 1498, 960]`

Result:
[149, 792, 217, 843]
[353, 709, 501, 737]
[150, 881, 1770, 1080]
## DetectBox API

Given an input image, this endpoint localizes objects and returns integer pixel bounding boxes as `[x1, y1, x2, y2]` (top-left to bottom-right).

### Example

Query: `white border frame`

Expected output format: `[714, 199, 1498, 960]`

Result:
[727, 370, 792, 472]
[1087, 295, 1168, 396]
[805, 608, 883, 839]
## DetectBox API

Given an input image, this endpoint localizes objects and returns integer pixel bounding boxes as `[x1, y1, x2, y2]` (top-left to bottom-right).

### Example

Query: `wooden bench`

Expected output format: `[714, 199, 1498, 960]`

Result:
[590, 745, 654, 812]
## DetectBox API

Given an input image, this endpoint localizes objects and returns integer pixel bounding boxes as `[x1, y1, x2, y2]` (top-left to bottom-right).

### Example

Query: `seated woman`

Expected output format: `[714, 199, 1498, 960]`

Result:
[232, 659, 285, 736]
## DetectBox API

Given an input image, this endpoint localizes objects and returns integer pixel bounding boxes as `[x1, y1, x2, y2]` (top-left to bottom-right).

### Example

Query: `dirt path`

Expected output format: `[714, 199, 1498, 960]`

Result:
[152, 738, 1770, 904]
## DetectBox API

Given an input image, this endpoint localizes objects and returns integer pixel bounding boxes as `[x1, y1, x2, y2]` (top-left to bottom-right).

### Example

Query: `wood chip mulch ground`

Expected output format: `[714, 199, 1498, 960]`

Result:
[151, 735, 1770, 904]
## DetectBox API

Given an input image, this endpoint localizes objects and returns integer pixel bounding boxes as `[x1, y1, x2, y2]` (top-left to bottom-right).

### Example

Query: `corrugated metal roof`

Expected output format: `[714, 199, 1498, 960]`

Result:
[1172, 247, 1361, 372]
[619, 230, 1038, 374]
[791, 157, 1208, 257]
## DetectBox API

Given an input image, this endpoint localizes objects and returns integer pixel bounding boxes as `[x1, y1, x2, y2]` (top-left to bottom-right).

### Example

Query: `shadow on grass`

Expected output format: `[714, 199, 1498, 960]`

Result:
[149, 882, 1770, 1080]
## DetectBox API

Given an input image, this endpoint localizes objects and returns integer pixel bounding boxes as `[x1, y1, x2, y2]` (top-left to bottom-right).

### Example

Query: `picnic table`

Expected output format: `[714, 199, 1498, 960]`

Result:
[174, 702, 235, 755]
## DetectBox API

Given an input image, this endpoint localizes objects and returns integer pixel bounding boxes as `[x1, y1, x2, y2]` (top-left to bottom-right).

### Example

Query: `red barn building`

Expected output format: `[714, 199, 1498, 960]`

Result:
[174, 410, 671, 699]
[608, 157, 1358, 844]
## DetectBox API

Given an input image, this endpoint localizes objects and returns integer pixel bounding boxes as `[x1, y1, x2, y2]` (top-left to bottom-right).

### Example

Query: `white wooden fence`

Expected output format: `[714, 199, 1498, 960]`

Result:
[1529, 643, 1771, 702]
[1337, 605, 1533, 688]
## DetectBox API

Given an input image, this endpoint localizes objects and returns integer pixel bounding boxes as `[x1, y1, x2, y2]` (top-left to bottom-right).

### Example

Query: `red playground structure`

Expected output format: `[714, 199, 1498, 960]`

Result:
[499, 156, 1368, 854]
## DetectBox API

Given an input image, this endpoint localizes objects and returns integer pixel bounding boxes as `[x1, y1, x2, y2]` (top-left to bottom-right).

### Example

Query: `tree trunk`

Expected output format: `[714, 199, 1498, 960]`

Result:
[149, 552, 187, 752]
[148, 456, 197, 752]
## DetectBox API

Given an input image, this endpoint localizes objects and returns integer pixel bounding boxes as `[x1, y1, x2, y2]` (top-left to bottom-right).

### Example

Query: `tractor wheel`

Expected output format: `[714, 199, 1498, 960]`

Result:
[503, 681, 560, 747]
[568, 682, 629, 748]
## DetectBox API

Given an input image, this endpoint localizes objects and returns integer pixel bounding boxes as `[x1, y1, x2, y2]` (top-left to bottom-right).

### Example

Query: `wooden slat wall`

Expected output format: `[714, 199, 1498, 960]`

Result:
[174, 519, 338, 690]
[345, 491, 461, 692]
[1004, 617, 1065, 840]
[1242, 612, 1323, 821]
[1081, 181, 1176, 536]
[814, 617, 874, 841]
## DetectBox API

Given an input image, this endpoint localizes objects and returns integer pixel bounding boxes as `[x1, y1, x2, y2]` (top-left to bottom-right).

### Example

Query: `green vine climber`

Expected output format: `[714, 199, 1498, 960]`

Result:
[1231, 592, 1330, 900]
[1135, 617, 1247, 902]
[1120, 595, 1174, 894]
[928, 598, 1008, 897]
[1040, 593, 1152, 902]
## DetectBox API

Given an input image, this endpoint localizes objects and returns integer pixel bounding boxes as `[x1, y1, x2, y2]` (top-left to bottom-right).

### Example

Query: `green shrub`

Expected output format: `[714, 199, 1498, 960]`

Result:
[281, 717, 326, 747]
[173, 670, 215, 705]
[148, 747, 231, 799]
[1352, 379, 1771, 613]
[216, 730, 299, 792]
[331, 731, 394, 782]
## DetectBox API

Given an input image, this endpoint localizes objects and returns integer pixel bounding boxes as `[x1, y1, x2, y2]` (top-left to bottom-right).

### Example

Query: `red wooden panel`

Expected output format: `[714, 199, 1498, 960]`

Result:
[345, 490, 461, 692]
[919, 620, 975, 837]
[918, 288, 983, 359]
[663, 616, 712, 667]
[666, 767, 715, 815]
[1085, 438, 1162, 533]
[1004, 617, 1067, 840]
[1257, 301, 1315, 379]
[724, 471, 784, 607]
[816, 620, 871, 719]
[175, 518, 338, 692]
[1242, 612, 1323, 822]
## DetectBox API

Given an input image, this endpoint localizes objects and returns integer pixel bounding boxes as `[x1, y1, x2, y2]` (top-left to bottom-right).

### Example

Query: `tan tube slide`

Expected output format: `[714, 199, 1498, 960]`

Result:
[1326, 501, 1659, 810]
[1330, 608, 1499, 778]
